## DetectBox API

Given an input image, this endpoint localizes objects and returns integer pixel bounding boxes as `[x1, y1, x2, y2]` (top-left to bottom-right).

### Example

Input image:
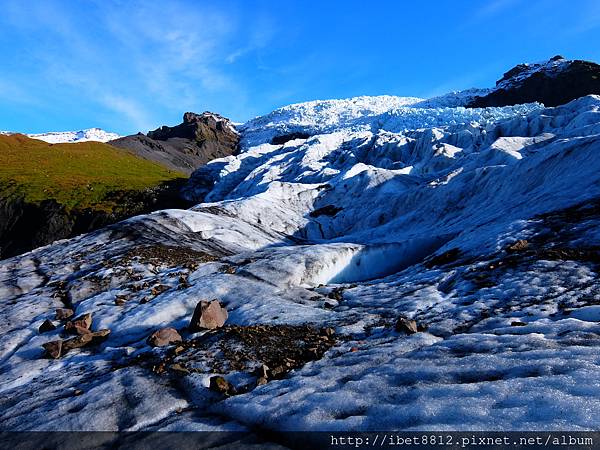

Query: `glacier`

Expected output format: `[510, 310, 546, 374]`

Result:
[26, 127, 121, 143]
[2, 94, 600, 433]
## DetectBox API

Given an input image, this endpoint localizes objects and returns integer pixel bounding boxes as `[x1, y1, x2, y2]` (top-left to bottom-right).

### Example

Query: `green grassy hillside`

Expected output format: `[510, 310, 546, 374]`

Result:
[0, 134, 186, 212]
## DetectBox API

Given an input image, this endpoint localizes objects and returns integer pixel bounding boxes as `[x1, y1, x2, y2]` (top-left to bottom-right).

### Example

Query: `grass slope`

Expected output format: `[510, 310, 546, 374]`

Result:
[0, 134, 186, 212]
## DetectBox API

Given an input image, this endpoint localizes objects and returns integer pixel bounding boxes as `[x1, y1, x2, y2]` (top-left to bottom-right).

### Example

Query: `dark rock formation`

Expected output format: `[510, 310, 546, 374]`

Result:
[394, 317, 418, 334]
[110, 112, 239, 175]
[271, 132, 312, 145]
[0, 179, 193, 260]
[467, 57, 600, 108]
[38, 320, 56, 333]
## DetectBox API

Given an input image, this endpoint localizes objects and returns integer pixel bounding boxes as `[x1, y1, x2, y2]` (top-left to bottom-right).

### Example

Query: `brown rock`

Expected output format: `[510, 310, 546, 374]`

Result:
[321, 327, 335, 337]
[395, 317, 418, 334]
[511, 321, 527, 327]
[65, 313, 92, 334]
[39, 319, 56, 333]
[256, 377, 268, 386]
[174, 345, 185, 355]
[170, 363, 190, 375]
[189, 300, 228, 331]
[209, 376, 235, 395]
[43, 340, 63, 359]
[62, 329, 110, 352]
[506, 239, 529, 253]
[147, 327, 183, 347]
[62, 333, 93, 351]
[151, 284, 169, 296]
[55, 308, 74, 321]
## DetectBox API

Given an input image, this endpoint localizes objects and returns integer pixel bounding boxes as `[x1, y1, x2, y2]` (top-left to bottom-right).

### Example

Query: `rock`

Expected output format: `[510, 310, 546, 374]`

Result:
[256, 377, 268, 386]
[467, 57, 600, 108]
[169, 363, 190, 375]
[309, 205, 343, 218]
[269, 365, 287, 378]
[147, 327, 182, 347]
[111, 111, 239, 176]
[174, 345, 185, 355]
[321, 327, 335, 337]
[55, 308, 74, 321]
[73, 389, 83, 396]
[506, 239, 529, 253]
[189, 300, 228, 331]
[62, 333, 93, 351]
[43, 340, 63, 359]
[395, 317, 418, 334]
[511, 321, 527, 327]
[64, 313, 92, 335]
[271, 132, 311, 145]
[255, 364, 269, 379]
[114, 294, 128, 306]
[209, 376, 235, 395]
[150, 284, 169, 296]
[39, 319, 56, 333]
[62, 329, 110, 352]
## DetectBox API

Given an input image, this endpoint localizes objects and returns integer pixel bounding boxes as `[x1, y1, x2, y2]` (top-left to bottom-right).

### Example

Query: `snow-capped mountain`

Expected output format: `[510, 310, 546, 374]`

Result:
[2, 58, 600, 434]
[26, 127, 120, 143]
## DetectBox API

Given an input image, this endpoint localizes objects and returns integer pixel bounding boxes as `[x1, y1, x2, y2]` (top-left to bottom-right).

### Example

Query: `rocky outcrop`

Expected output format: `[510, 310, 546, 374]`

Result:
[467, 56, 600, 108]
[0, 179, 193, 260]
[110, 112, 239, 175]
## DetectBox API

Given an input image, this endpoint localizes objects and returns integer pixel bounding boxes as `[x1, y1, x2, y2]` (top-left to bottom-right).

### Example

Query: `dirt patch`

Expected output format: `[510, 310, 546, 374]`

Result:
[138, 324, 338, 395]
[120, 244, 217, 270]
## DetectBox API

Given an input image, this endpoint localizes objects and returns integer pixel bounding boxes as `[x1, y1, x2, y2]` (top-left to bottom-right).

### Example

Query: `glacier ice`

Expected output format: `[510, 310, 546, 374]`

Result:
[2, 94, 600, 431]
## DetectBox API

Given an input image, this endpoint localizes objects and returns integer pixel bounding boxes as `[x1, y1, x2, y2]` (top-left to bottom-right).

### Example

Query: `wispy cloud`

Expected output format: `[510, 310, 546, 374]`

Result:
[0, 0, 277, 133]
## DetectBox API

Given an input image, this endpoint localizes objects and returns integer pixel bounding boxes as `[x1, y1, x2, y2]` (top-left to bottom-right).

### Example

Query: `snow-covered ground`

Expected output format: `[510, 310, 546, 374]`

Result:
[2, 93, 600, 432]
[26, 127, 120, 143]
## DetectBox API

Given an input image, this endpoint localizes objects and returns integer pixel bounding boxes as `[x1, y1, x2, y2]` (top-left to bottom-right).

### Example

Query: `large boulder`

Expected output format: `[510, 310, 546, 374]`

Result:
[189, 300, 228, 331]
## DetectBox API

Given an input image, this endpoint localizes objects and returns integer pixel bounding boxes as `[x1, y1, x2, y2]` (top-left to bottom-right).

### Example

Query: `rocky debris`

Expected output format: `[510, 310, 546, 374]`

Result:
[38, 319, 56, 333]
[271, 132, 312, 145]
[395, 317, 418, 334]
[186, 324, 336, 380]
[309, 205, 343, 218]
[120, 244, 217, 270]
[467, 57, 600, 108]
[147, 328, 183, 347]
[42, 340, 62, 359]
[506, 239, 529, 253]
[64, 313, 92, 335]
[189, 300, 228, 331]
[110, 111, 239, 175]
[55, 308, 74, 321]
[42, 327, 110, 359]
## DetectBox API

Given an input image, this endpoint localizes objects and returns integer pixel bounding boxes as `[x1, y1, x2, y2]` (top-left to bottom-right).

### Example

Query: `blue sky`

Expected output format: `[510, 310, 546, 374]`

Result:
[1, 0, 599, 135]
